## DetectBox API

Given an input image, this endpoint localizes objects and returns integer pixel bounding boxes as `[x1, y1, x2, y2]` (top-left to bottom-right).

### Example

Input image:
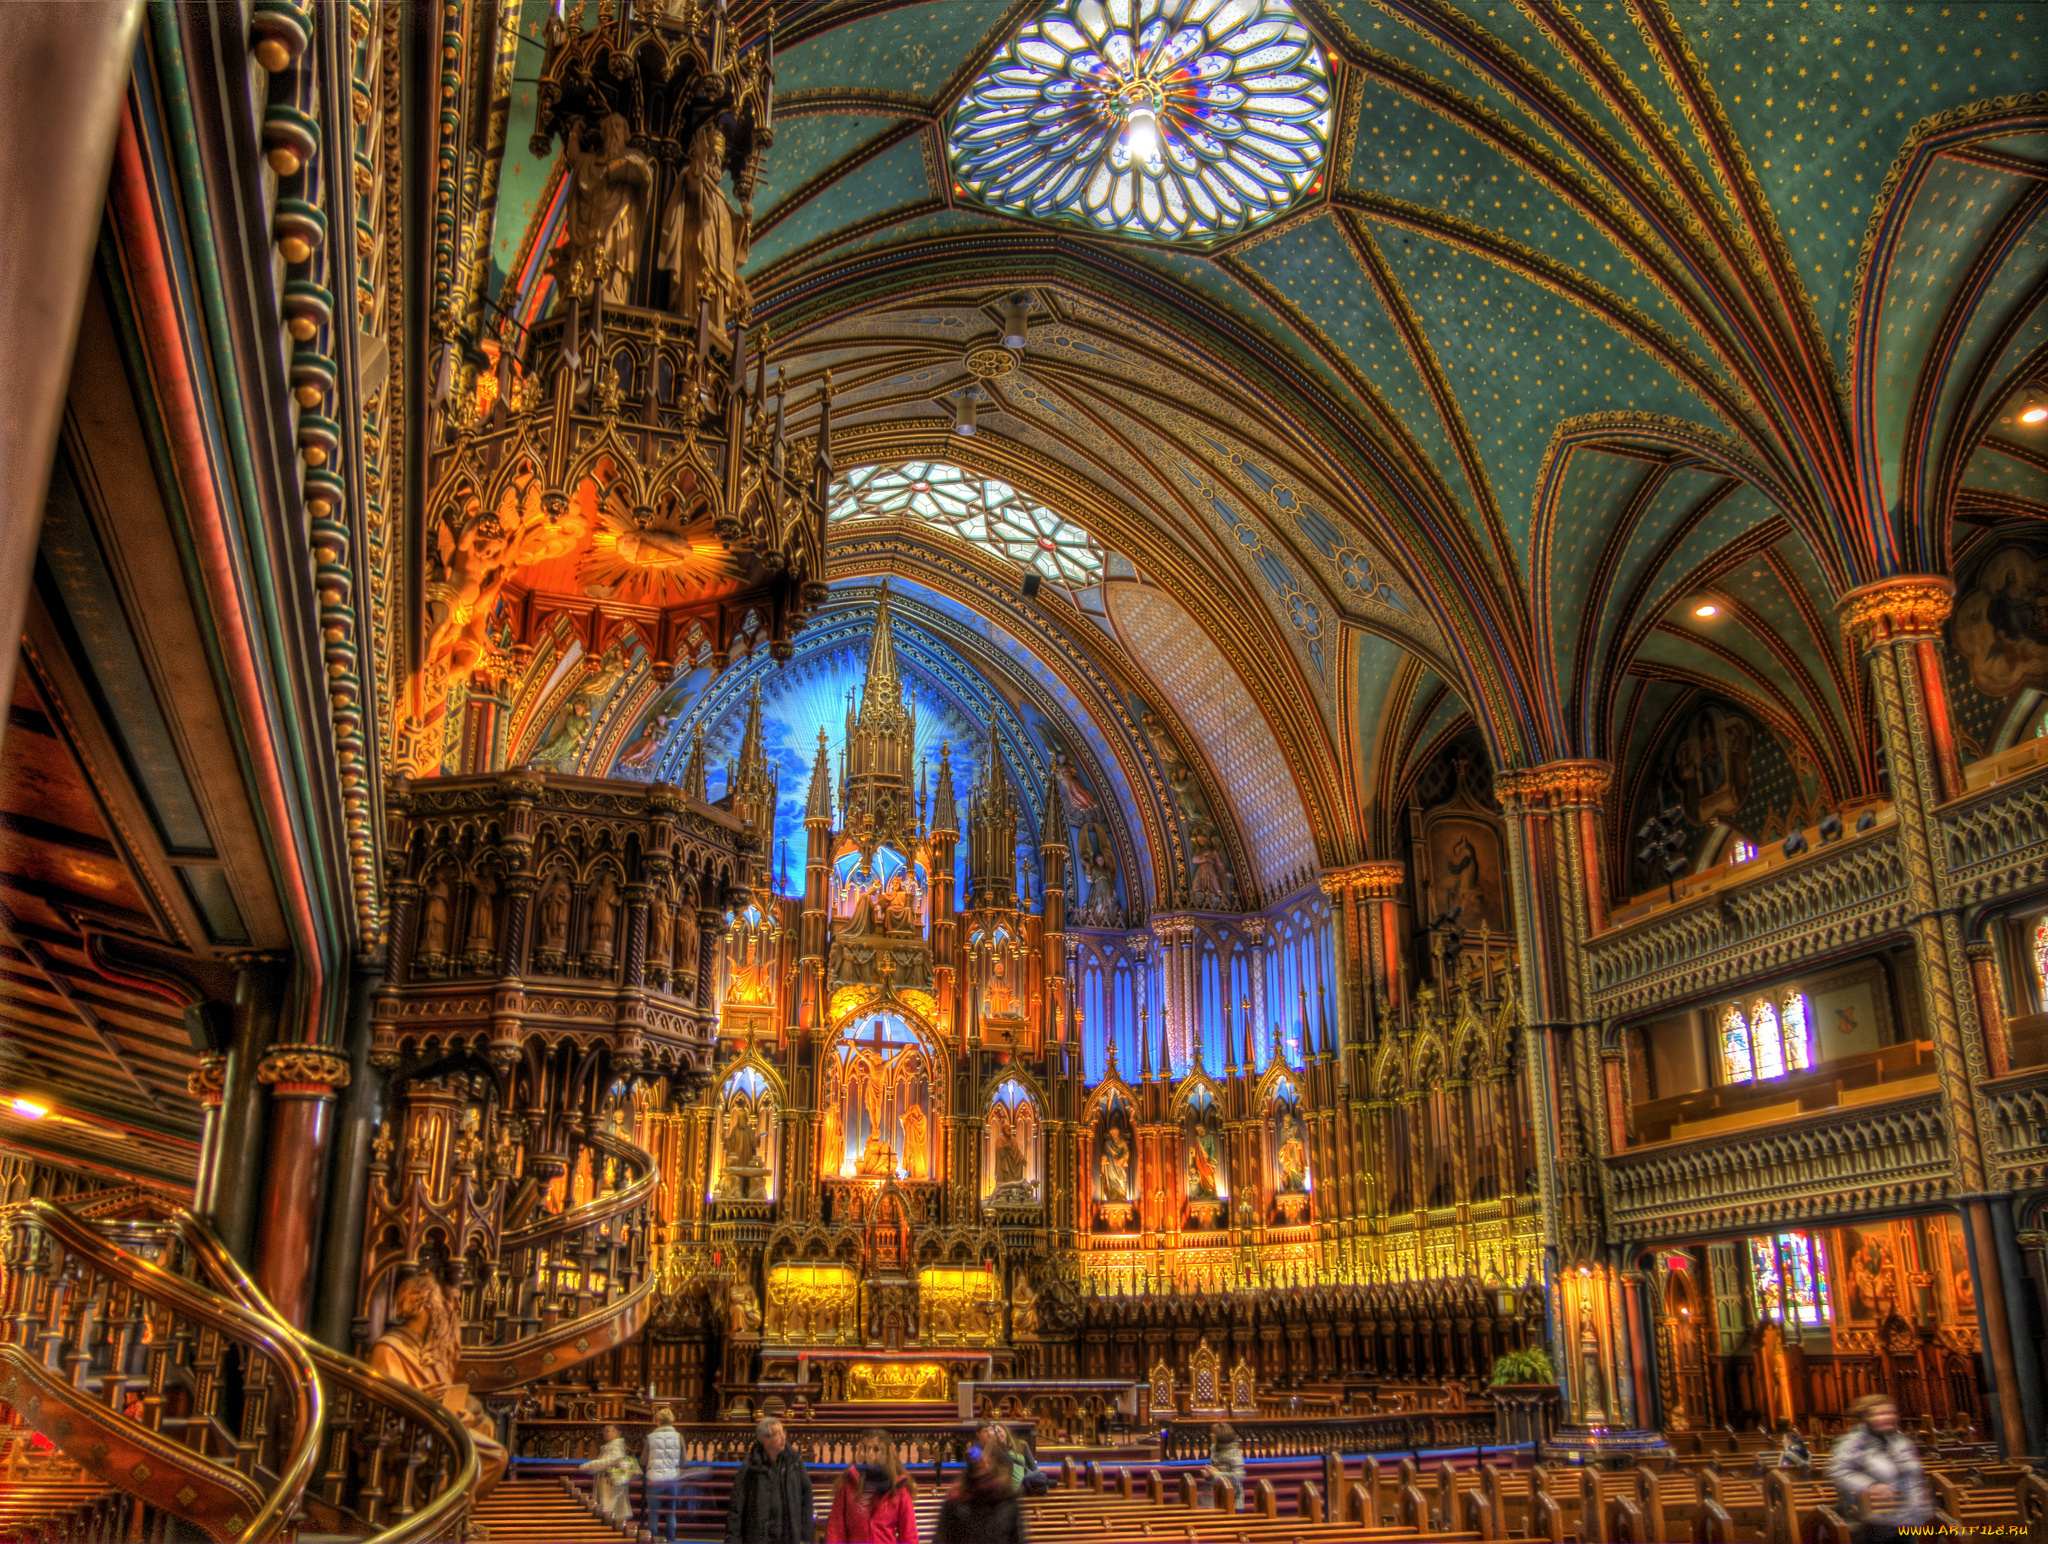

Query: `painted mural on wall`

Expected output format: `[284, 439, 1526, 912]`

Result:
[1037, 717, 1124, 927]
[1410, 735, 1508, 945]
[1631, 697, 1822, 888]
[1950, 544, 2048, 699]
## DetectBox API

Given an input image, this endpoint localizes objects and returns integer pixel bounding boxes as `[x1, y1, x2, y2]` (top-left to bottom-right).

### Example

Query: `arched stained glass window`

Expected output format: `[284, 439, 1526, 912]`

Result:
[1781, 994, 1813, 1073]
[831, 462, 1105, 586]
[2034, 917, 2048, 998]
[1750, 1231, 1830, 1326]
[1751, 1000, 1786, 1080]
[1720, 1006, 1755, 1085]
[945, 0, 1332, 246]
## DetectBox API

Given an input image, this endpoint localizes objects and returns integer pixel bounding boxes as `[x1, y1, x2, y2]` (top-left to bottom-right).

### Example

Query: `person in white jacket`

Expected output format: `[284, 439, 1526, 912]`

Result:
[581, 1423, 640, 1530]
[644, 1409, 685, 1543]
[1828, 1395, 1931, 1544]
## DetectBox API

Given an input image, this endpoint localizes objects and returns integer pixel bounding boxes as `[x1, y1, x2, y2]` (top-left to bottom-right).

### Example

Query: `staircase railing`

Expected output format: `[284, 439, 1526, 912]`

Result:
[0, 1198, 320, 1543]
[170, 1215, 478, 1543]
[0, 1197, 478, 1543]
[464, 1128, 661, 1392]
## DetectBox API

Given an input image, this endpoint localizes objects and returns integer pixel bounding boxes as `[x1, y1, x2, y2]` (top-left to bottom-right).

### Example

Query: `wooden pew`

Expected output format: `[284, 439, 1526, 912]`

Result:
[1699, 1468, 1768, 1542]
[1636, 1461, 1701, 1543]
[1760, 1470, 1839, 1544]
[1929, 1471, 2029, 1541]
[1480, 1460, 1534, 1539]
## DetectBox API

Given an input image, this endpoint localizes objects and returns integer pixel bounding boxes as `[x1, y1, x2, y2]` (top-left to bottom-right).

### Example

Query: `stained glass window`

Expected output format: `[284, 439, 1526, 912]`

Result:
[1751, 1000, 1787, 1080]
[831, 462, 1105, 585]
[1749, 1235, 1784, 1319]
[946, 0, 1332, 246]
[1751, 1232, 1830, 1326]
[1720, 1006, 1754, 1085]
[1781, 993, 1813, 1073]
[2034, 917, 2048, 997]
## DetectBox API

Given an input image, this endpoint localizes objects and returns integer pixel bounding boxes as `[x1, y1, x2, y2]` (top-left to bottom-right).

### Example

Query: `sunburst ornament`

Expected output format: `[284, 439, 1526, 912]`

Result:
[946, 0, 1330, 245]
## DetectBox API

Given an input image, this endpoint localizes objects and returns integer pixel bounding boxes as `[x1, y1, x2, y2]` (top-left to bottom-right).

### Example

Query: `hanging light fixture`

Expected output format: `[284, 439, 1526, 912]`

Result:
[999, 294, 1032, 351]
[949, 387, 983, 437]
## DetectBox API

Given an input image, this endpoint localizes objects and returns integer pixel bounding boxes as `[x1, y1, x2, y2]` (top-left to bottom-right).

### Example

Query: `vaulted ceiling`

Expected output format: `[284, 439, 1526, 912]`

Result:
[454, 0, 2048, 885]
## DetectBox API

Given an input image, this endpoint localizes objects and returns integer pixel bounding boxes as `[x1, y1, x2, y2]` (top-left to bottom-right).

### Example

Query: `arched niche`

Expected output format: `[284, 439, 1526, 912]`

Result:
[1176, 1079, 1228, 1232]
[819, 1004, 944, 1182]
[1259, 1066, 1312, 1227]
[980, 1076, 1042, 1208]
[711, 1060, 781, 1203]
[1086, 1083, 1137, 1235]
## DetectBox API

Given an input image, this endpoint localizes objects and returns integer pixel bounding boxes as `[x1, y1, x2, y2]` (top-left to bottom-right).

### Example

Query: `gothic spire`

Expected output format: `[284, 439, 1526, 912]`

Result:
[1040, 772, 1069, 853]
[681, 724, 709, 801]
[930, 742, 957, 836]
[805, 727, 833, 823]
[862, 583, 899, 706]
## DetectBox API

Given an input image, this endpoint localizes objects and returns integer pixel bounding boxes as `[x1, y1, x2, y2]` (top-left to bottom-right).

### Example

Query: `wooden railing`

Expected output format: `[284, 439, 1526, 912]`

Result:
[1157, 1408, 1495, 1462]
[0, 1198, 321, 1543]
[510, 1416, 1027, 1468]
[171, 1215, 477, 1542]
[462, 1128, 661, 1392]
[0, 1198, 478, 1543]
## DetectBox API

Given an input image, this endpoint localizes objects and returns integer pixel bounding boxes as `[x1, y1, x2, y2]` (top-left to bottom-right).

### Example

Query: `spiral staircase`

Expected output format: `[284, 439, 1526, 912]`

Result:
[0, 1197, 476, 1543]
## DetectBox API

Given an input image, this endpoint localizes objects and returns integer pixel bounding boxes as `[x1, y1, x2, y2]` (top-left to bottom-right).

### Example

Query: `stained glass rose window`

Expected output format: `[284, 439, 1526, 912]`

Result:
[832, 462, 1106, 585]
[946, 0, 1331, 245]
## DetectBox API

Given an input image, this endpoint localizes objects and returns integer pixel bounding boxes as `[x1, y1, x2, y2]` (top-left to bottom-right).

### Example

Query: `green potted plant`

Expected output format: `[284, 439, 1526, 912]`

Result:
[1488, 1347, 1562, 1447]
[1489, 1347, 1556, 1386]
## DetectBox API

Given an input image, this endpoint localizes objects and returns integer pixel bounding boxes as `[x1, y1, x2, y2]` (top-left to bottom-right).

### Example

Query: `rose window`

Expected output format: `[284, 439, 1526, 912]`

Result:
[946, 0, 1330, 245]
[831, 462, 1105, 586]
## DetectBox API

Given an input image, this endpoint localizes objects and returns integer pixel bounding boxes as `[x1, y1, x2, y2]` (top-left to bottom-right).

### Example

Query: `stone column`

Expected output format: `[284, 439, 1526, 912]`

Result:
[0, 3, 143, 759]
[254, 1043, 352, 1327]
[1838, 577, 2031, 1453]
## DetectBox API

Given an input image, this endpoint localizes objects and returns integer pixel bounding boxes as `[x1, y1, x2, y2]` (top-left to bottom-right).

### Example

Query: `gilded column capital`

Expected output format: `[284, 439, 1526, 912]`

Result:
[1318, 860, 1405, 899]
[1496, 760, 1611, 810]
[1964, 939, 1997, 964]
[1836, 575, 1953, 650]
[256, 1044, 353, 1095]
[187, 1053, 229, 1109]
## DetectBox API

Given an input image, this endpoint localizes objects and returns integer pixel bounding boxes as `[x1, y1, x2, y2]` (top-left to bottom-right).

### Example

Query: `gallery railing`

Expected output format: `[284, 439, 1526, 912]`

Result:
[0, 1197, 476, 1543]
[461, 1128, 662, 1393]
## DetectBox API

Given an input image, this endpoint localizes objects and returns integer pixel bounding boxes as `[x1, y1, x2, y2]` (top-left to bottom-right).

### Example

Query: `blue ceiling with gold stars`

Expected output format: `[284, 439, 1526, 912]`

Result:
[478, 0, 2048, 884]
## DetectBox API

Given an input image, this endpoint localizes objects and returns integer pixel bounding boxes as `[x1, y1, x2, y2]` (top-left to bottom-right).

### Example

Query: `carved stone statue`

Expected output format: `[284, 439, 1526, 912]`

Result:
[368, 1274, 507, 1497]
[674, 904, 700, 998]
[658, 122, 750, 333]
[553, 113, 652, 304]
[538, 872, 572, 959]
[465, 869, 499, 958]
[1099, 1123, 1132, 1202]
[586, 872, 620, 961]
[419, 871, 453, 959]
[648, 880, 674, 979]
[1276, 1109, 1309, 1193]
[1188, 822, 1230, 909]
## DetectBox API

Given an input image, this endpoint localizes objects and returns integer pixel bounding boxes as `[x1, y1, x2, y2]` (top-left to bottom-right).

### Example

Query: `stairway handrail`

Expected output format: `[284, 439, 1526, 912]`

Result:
[501, 1127, 658, 1251]
[0, 1197, 323, 1544]
[168, 1213, 480, 1544]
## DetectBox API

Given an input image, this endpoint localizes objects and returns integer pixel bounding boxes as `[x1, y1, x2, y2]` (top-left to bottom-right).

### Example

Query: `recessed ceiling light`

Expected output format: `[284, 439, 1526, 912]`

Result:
[10, 1098, 48, 1119]
[2023, 403, 2048, 425]
[1694, 602, 1720, 618]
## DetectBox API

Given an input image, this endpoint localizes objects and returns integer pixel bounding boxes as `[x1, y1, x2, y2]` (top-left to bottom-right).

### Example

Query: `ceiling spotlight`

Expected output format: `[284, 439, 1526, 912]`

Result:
[949, 387, 982, 437]
[10, 1098, 48, 1120]
[1693, 602, 1720, 618]
[999, 294, 1032, 351]
[2023, 401, 2048, 425]
[1123, 106, 1159, 161]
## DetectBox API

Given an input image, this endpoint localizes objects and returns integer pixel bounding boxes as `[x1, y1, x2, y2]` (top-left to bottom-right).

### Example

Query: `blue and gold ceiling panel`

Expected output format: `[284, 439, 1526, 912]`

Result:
[751, 113, 915, 221]
[748, 135, 943, 270]
[775, 0, 1029, 99]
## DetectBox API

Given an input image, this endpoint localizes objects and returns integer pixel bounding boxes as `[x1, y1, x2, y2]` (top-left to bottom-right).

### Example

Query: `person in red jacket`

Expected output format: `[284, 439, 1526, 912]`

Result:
[825, 1429, 918, 1543]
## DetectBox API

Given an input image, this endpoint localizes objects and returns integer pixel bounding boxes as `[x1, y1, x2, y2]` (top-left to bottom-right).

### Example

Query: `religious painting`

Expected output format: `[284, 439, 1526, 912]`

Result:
[1091, 1091, 1137, 1232]
[981, 1078, 1041, 1207]
[710, 1064, 778, 1201]
[829, 1010, 937, 1181]
[1423, 812, 1507, 937]
[1934, 1214, 1978, 1323]
[1656, 702, 1757, 827]
[1950, 544, 2048, 697]
[1181, 1084, 1227, 1231]
[1834, 1222, 1903, 1324]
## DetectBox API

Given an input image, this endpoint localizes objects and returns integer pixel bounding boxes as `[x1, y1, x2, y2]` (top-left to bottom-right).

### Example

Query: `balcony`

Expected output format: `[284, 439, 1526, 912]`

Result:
[1587, 821, 1908, 1019]
[1604, 1077, 1950, 1243]
[1628, 1041, 1941, 1146]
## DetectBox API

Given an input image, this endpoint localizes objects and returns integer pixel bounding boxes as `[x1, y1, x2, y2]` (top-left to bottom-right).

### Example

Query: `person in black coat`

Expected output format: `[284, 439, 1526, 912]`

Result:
[724, 1417, 814, 1544]
[933, 1425, 1023, 1544]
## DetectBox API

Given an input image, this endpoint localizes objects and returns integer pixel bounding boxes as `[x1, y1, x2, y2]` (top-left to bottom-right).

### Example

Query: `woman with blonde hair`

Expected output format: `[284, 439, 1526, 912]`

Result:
[579, 1423, 639, 1530]
[645, 1407, 683, 1543]
[825, 1428, 918, 1542]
